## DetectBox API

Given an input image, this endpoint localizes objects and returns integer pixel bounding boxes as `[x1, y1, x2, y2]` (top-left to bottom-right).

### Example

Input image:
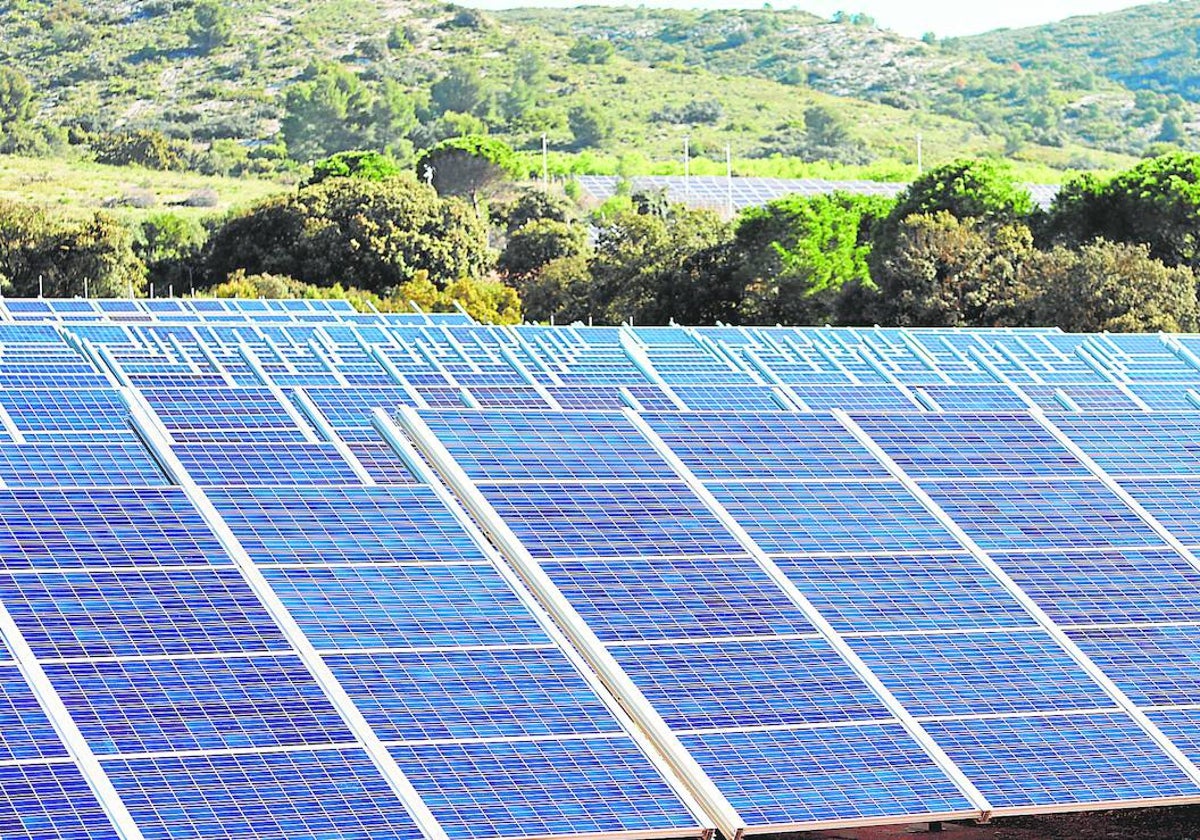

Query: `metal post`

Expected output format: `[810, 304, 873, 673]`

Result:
[725, 144, 733, 219]
[683, 135, 690, 202]
[541, 133, 549, 188]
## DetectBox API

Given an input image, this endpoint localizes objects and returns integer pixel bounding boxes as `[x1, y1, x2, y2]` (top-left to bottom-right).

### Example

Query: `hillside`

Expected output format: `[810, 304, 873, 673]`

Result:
[964, 1, 1200, 103]
[498, 5, 1192, 159]
[0, 0, 1143, 179]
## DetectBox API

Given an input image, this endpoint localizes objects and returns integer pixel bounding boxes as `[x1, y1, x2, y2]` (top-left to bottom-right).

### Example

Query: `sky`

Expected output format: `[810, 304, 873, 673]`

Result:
[458, 0, 1158, 39]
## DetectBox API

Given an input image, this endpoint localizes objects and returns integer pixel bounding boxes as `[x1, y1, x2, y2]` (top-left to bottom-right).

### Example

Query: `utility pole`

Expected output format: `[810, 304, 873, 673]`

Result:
[726, 144, 734, 219]
[683, 135, 690, 203]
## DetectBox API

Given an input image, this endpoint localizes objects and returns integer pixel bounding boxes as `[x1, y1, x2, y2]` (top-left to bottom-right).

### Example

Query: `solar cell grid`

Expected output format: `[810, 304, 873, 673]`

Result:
[45, 654, 353, 754]
[0, 567, 290, 659]
[991, 548, 1200, 627]
[923, 712, 1200, 809]
[260, 564, 551, 650]
[773, 553, 1037, 634]
[539, 554, 815, 643]
[1054, 413, 1200, 476]
[174, 441, 361, 486]
[0, 487, 224, 570]
[327, 647, 624, 741]
[710, 479, 962, 555]
[480, 481, 746, 560]
[611, 637, 891, 730]
[849, 630, 1115, 718]
[209, 486, 485, 566]
[680, 724, 974, 827]
[0, 665, 69, 761]
[1067, 625, 1200, 708]
[421, 410, 677, 483]
[1120, 478, 1200, 545]
[923, 478, 1165, 552]
[853, 413, 1090, 480]
[390, 736, 699, 840]
[105, 748, 426, 840]
[0, 389, 128, 432]
[645, 412, 890, 480]
[0, 438, 167, 488]
[0, 761, 121, 840]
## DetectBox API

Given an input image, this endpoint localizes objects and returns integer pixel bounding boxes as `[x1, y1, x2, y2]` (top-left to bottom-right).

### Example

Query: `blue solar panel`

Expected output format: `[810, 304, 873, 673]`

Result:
[260, 565, 551, 650]
[672, 385, 786, 411]
[923, 479, 1164, 552]
[0, 389, 128, 432]
[710, 480, 961, 555]
[773, 553, 1037, 633]
[327, 647, 623, 741]
[915, 384, 1027, 411]
[0, 488, 225, 570]
[849, 630, 1113, 717]
[539, 555, 814, 642]
[0, 762, 121, 840]
[0, 438, 166, 487]
[421, 410, 677, 483]
[645, 412, 889, 480]
[1055, 414, 1200, 476]
[45, 654, 352, 754]
[853, 413, 1090, 479]
[612, 637, 890, 729]
[1067, 625, 1200, 707]
[1, 568, 288, 658]
[141, 387, 311, 438]
[209, 486, 485, 565]
[1121, 478, 1200, 544]
[389, 736, 698, 840]
[480, 481, 745, 560]
[991, 548, 1200, 626]
[788, 384, 918, 412]
[0, 665, 69, 761]
[679, 724, 974, 826]
[299, 387, 415, 429]
[105, 748, 425, 840]
[174, 441, 360, 485]
[346, 441, 418, 484]
[924, 712, 1200, 809]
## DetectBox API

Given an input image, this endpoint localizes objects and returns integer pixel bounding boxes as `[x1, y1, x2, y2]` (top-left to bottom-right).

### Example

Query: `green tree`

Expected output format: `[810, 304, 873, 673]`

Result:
[415, 135, 522, 212]
[870, 211, 1036, 327]
[281, 64, 374, 162]
[92, 130, 188, 170]
[0, 202, 146, 297]
[587, 205, 731, 324]
[1026, 239, 1197, 332]
[0, 68, 34, 137]
[567, 36, 614, 64]
[1042, 153, 1200, 271]
[499, 219, 589, 278]
[732, 192, 891, 324]
[306, 151, 403, 186]
[429, 62, 492, 118]
[136, 212, 207, 291]
[203, 176, 490, 293]
[568, 103, 614, 149]
[188, 0, 233, 53]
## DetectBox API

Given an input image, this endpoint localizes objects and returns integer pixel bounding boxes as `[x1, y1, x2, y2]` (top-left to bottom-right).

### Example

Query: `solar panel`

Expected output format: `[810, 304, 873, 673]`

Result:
[45, 654, 353, 753]
[105, 748, 426, 840]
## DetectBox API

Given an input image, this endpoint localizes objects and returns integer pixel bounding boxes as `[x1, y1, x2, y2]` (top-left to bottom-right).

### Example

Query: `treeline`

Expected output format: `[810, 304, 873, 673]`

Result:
[4, 146, 1200, 331]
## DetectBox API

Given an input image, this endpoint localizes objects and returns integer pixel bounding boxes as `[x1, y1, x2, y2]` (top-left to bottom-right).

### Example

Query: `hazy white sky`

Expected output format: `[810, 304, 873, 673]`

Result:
[460, 0, 1160, 38]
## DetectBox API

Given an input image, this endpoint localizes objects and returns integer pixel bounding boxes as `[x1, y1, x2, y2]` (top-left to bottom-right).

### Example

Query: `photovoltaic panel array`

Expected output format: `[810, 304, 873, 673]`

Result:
[7, 302, 1200, 839]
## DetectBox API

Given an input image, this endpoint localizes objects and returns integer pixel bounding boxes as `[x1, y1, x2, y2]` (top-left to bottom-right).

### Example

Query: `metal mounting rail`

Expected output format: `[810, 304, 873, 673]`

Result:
[372, 409, 715, 840]
[392, 405, 742, 839]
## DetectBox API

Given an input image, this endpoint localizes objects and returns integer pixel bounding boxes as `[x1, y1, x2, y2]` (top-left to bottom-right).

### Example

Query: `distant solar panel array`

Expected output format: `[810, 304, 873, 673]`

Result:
[2, 301, 1200, 839]
[575, 175, 1061, 212]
